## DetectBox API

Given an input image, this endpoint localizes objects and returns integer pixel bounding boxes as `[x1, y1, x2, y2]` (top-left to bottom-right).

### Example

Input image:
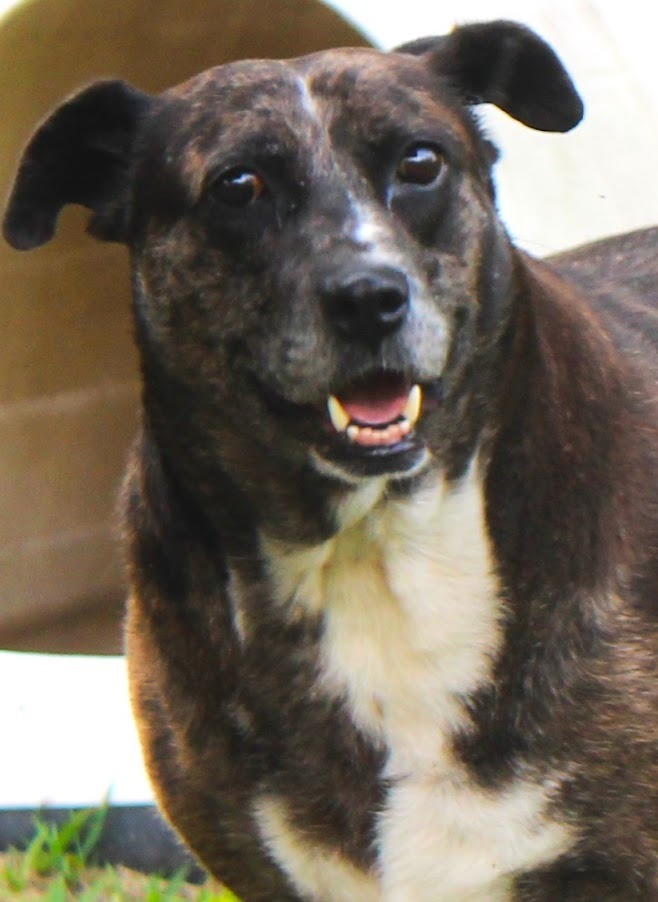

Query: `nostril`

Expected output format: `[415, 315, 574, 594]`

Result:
[333, 294, 359, 328]
[377, 287, 408, 322]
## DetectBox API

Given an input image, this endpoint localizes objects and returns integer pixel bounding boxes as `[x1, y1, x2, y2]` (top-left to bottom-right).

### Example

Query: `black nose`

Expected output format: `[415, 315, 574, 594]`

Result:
[321, 267, 410, 347]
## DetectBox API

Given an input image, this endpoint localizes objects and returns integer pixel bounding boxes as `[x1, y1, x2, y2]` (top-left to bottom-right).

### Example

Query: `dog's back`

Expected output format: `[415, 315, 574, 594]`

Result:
[554, 226, 658, 347]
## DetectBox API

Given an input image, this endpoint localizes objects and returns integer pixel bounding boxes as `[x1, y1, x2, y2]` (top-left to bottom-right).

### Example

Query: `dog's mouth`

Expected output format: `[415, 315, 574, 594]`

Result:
[317, 369, 442, 477]
[255, 367, 441, 476]
[326, 372, 421, 448]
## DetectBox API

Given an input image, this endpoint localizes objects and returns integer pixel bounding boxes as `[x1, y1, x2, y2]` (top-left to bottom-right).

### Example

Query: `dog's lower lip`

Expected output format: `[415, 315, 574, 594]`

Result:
[316, 431, 427, 480]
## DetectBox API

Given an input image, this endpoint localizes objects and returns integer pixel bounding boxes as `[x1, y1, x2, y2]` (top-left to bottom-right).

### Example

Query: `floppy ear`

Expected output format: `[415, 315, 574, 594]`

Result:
[3, 80, 153, 250]
[397, 20, 584, 133]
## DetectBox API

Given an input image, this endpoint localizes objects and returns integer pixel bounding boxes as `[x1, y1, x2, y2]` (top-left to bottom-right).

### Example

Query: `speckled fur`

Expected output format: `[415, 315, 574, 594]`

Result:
[5, 20, 658, 901]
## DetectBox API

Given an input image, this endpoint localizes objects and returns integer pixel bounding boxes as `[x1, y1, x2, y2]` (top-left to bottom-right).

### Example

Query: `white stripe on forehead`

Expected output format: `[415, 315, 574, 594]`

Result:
[296, 74, 403, 266]
[353, 211, 392, 248]
[296, 74, 324, 128]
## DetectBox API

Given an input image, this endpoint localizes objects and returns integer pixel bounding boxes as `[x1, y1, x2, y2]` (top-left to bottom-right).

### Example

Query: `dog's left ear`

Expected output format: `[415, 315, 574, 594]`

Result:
[397, 20, 583, 133]
[3, 80, 153, 250]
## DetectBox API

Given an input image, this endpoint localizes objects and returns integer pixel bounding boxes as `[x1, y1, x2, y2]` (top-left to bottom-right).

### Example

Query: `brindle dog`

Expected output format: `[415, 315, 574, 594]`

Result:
[5, 19, 658, 902]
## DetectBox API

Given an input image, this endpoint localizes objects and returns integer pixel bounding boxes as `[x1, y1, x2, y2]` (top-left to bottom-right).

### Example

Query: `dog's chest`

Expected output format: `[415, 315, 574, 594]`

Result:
[259, 471, 572, 900]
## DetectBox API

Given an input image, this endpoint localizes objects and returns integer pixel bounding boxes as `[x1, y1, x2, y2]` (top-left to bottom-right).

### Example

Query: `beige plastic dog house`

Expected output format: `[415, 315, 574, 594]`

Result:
[0, 0, 367, 653]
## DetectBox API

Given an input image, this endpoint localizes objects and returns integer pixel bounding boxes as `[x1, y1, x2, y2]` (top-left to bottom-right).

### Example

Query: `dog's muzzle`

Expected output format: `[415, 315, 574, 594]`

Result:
[258, 262, 446, 479]
[319, 265, 429, 455]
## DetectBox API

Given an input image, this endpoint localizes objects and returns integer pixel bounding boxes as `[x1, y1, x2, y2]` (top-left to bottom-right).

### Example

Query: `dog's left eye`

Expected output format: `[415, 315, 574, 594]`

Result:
[396, 145, 445, 186]
[208, 168, 267, 206]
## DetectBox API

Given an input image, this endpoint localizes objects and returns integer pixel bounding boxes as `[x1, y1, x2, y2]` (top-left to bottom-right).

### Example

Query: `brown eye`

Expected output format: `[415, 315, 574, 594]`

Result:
[211, 168, 266, 206]
[396, 145, 444, 185]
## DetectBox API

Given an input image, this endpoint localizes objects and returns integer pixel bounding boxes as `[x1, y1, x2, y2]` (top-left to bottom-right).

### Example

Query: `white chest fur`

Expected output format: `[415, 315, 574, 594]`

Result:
[259, 468, 573, 900]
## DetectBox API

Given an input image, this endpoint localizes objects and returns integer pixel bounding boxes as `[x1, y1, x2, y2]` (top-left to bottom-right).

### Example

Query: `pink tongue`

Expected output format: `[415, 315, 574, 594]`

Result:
[339, 376, 409, 426]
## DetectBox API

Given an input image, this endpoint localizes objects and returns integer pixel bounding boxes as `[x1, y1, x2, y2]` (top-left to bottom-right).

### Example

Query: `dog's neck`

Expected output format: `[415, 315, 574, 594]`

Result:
[258, 458, 502, 766]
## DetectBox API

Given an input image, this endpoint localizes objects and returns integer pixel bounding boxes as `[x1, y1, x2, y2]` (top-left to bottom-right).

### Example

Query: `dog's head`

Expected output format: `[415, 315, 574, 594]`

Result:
[4, 21, 582, 488]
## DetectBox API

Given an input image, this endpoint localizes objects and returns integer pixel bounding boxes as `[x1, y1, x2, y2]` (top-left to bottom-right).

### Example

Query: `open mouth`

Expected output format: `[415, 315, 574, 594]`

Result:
[254, 366, 440, 476]
[326, 371, 422, 449]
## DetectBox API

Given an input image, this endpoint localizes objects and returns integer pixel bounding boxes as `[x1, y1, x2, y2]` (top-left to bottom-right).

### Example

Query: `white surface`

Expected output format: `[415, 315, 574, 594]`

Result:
[0, 651, 152, 808]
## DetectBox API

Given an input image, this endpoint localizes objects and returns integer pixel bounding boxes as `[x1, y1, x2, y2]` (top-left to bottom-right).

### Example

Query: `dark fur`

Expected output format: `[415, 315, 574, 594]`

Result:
[5, 19, 658, 900]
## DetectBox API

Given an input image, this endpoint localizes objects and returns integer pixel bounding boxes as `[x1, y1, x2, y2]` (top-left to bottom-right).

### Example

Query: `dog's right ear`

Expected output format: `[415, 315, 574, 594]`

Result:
[3, 80, 153, 250]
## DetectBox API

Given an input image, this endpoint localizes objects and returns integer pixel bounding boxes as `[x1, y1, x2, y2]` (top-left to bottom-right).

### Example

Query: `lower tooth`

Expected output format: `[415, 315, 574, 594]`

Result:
[345, 418, 413, 445]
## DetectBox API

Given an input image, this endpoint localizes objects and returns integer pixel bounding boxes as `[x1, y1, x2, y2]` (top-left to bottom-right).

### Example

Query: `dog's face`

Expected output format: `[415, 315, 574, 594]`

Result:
[132, 49, 502, 483]
[4, 22, 583, 486]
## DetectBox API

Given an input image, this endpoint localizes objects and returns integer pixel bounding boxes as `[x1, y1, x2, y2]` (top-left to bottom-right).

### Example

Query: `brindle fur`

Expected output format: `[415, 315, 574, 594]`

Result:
[4, 20, 658, 901]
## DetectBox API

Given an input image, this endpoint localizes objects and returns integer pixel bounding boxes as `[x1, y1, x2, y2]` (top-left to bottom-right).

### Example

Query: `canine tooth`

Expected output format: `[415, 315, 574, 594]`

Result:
[403, 384, 422, 427]
[328, 395, 350, 432]
[347, 424, 359, 442]
[398, 419, 411, 436]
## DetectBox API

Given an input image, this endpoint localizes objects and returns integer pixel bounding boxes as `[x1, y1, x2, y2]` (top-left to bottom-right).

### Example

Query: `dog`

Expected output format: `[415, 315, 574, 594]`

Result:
[5, 18, 658, 901]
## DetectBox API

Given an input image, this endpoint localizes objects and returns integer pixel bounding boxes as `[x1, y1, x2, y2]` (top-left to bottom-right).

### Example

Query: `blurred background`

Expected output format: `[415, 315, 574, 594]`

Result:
[0, 0, 657, 656]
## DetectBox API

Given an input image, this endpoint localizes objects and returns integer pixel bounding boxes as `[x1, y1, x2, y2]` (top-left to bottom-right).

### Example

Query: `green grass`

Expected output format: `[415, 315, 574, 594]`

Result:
[0, 804, 242, 901]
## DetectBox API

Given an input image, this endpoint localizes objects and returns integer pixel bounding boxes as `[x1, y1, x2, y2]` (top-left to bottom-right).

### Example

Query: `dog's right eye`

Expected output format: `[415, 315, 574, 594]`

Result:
[207, 168, 267, 207]
[396, 145, 445, 186]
